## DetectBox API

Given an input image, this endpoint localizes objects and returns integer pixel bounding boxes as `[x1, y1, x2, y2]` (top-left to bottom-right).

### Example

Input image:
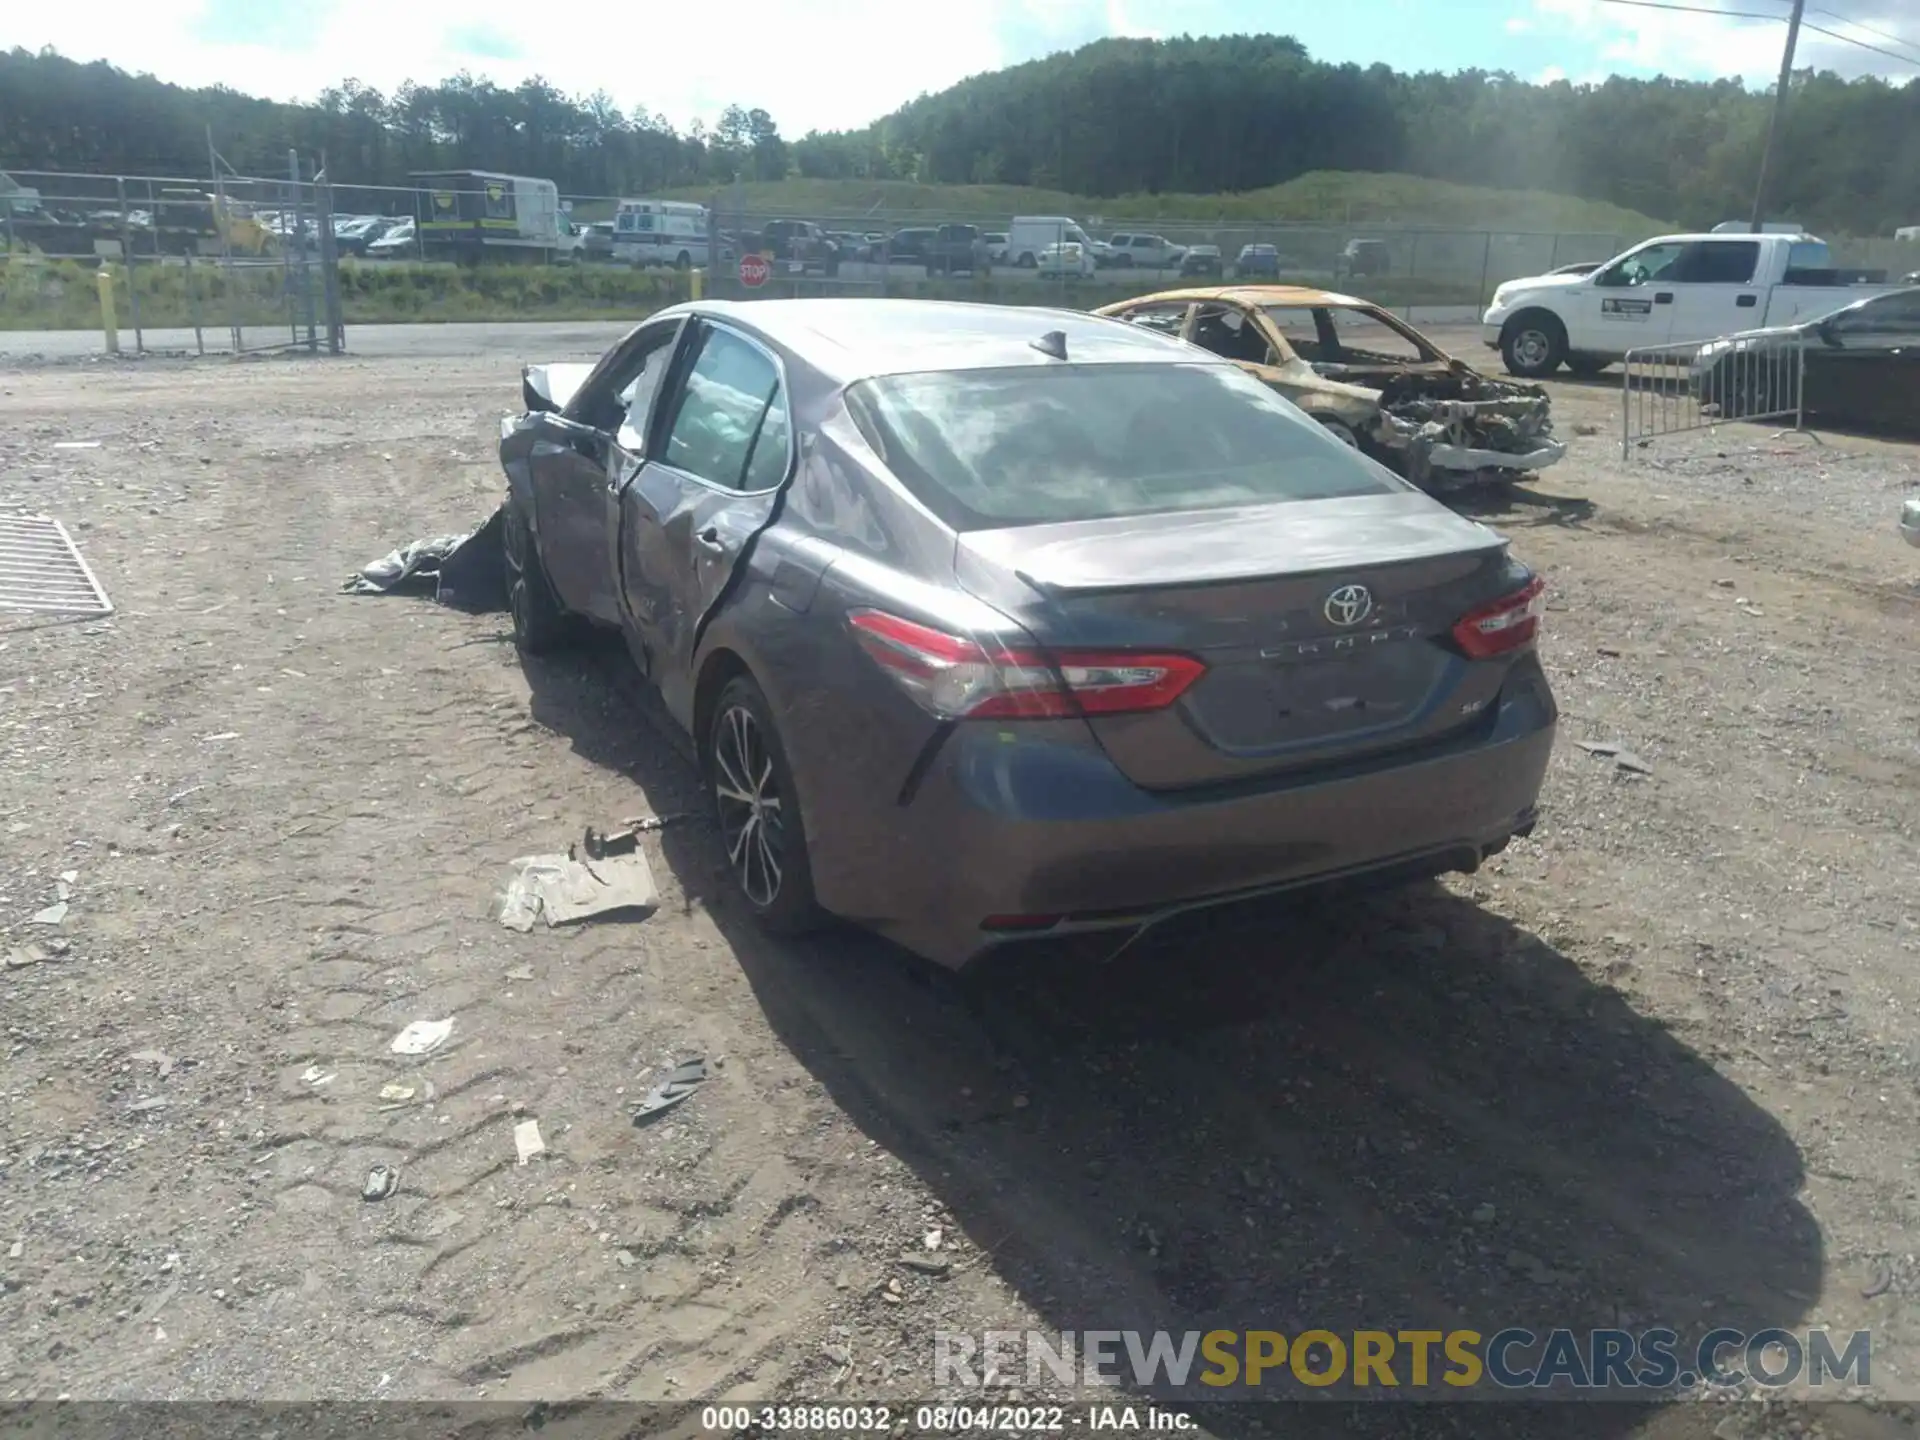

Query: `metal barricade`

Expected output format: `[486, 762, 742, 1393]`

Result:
[1621, 334, 1804, 458]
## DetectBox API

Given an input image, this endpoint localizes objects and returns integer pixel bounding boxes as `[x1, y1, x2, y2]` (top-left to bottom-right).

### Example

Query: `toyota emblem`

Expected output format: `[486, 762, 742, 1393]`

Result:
[1323, 584, 1373, 627]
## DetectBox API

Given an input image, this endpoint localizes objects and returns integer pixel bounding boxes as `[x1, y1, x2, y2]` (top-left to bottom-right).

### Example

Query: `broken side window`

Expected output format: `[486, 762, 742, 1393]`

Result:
[1191, 305, 1277, 365]
[1322, 308, 1426, 364]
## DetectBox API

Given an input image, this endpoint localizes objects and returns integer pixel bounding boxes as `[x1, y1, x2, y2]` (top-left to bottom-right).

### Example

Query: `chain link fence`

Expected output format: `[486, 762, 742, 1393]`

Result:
[1, 165, 343, 354]
[10, 166, 1911, 342]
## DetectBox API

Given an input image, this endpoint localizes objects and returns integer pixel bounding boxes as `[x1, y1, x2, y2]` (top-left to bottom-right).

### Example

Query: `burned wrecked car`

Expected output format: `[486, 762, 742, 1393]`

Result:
[1096, 287, 1566, 489]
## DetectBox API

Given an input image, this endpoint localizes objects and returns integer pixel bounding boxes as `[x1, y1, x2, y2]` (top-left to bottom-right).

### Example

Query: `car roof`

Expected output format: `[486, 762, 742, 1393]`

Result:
[680, 298, 1204, 381]
[1105, 284, 1373, 308]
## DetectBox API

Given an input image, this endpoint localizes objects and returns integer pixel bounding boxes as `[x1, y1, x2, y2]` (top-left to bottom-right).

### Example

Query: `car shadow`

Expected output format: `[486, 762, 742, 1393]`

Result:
[1449, 480, 1597, 528]
[522, 635, 1820, 1438]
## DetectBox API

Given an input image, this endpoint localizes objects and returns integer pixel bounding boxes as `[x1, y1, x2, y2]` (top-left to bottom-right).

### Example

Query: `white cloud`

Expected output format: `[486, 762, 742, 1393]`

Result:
[1536, 63, 1568, 82]
[1531, 0, 1919, 83]
[2, 0, 1070, 134]
[1506, 15, 1535, 34]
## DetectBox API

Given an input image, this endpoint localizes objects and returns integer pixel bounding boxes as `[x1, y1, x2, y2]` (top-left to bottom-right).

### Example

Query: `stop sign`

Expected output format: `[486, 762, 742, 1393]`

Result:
[739, 252, 771, 288]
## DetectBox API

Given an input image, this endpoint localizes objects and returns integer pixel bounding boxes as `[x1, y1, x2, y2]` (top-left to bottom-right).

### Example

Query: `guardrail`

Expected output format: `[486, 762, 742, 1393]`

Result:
[1621, 334, 1804, 459]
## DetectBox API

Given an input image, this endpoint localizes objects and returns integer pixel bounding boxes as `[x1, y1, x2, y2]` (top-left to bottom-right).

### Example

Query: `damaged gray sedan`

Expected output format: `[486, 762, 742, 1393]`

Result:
[497, 298, 1557, 968]
[1097, 286, 1566, 490]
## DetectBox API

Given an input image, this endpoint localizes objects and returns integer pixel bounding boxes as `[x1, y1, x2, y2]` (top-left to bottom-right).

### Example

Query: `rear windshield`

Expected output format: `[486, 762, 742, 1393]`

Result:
[845, 362, 1400, 531]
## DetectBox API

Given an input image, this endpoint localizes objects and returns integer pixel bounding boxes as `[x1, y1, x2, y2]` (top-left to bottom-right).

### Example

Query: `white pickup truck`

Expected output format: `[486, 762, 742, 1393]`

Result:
[1481, 232, 1900, 378]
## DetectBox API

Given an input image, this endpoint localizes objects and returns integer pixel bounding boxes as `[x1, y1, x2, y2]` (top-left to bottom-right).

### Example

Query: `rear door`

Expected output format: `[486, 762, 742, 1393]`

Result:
[617, 320, 794, 716]
[1663, 239, 1765, 346]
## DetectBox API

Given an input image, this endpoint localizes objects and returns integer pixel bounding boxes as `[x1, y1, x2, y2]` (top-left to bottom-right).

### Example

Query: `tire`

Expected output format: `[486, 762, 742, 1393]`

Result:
[675, 250, 692, 270]
[1016, 252, 1037, 268]
[1318, 418, 1362, 449]
[708, 674, 822, 935]
[1502, 314, 1567, 379]
[1566, 355, 1610, 379]
[502, 493, 578, 655]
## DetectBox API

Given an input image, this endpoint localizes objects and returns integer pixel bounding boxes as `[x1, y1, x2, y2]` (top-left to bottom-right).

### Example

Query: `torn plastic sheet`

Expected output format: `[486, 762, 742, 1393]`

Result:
[343, 504, 506, 611]
[495, 851, 660, 932]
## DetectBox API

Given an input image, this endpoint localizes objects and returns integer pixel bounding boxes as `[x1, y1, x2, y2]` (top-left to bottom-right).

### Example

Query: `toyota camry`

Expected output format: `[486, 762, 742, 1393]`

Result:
[496, 299, 1557, 967]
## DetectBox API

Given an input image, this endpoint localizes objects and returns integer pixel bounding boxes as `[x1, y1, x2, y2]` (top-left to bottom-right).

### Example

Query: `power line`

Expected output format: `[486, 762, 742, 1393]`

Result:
[1595, 0, 1920, 63]
[1596, 0, 1791, 18]
[1800, 18, 1920, 63]
[1808, 6, 1920, 60]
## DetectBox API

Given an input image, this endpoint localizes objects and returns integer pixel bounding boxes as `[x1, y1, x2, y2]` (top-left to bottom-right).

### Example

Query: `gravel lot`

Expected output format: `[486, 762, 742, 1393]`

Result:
[3, 347, 1920, 1440]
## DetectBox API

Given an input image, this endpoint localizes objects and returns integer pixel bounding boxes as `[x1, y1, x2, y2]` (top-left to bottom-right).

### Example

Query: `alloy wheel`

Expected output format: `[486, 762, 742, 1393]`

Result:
[713, 702, 784, 909]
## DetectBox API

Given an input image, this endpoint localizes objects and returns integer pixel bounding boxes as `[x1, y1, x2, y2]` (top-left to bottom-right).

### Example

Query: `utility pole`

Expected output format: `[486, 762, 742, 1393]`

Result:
[1749, 0, 1806, 232]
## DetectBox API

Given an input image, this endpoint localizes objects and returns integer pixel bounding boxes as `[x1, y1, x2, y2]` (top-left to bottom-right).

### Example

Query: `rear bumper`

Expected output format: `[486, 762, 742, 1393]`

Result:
[837, 657, 1557, 968]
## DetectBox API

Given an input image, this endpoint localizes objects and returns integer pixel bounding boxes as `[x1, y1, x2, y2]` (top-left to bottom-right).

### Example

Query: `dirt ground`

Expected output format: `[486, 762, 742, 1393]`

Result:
[3, 345, 1920, 1440]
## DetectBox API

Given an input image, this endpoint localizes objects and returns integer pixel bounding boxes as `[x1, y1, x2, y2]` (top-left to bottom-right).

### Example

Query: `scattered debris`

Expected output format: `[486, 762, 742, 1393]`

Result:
[53, 440, 102, 450]
[924, 1227, 944, 1250]
[378, 1083, 416, 1102]
[130, 1049, 175, 1079]
[6, 1240, 21, 1260]
[624, 814, 687, 833]
[128, 1097, 170, 1113]
[1713, 578, 1736, 588]
[496, 848, 658, 932]
[6, 942, 60, 970]
[343, 506, 505, 612]
[514, 1120, 546, 1165]
[504, 965, 534, 983]
[390, 1019, 454, 1056]
[900, 1255, 953, 1277]
[362, 1166, 399, 1202]
[1471, 1202, 1497, 1224]
[582, 823, 639, 858]
[1576, 740, 1652, 776]
[1862, 1261, 1894, 1299]
[632, 1057, 709, 1126]
[300, 1065, 337, 1087]
[28, 901, 69, 926]
[615, 1249, 637, 1270]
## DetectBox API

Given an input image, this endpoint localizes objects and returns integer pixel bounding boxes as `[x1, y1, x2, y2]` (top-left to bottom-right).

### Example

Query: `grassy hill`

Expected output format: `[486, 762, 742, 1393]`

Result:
[658, 170, 1672, 235]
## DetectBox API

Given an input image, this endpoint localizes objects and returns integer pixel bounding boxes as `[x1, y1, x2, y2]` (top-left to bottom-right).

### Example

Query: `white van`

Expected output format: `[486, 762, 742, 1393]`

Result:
[612, 199, 710, 268]
[1006, 215, 1097, 269]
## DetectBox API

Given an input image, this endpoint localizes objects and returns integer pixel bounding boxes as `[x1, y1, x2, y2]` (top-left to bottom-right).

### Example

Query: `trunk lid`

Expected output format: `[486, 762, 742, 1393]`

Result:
[954, 492, 1522, 789]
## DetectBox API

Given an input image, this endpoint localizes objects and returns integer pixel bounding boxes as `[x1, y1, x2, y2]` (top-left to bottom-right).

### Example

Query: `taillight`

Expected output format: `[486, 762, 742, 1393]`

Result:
[1452, 576, 1545, 659]
[847, 609, 1204, 720]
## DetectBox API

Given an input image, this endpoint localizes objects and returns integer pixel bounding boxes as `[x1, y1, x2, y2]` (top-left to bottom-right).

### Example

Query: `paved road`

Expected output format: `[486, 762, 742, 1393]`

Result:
[0, 309, 1490, 362]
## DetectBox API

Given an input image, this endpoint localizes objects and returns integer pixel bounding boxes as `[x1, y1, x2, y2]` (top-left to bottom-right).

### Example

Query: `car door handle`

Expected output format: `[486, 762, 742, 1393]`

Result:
[1654, 292, 1673, 304]
[695, 526, 725, 552]
[1736, 294, 1758, 307]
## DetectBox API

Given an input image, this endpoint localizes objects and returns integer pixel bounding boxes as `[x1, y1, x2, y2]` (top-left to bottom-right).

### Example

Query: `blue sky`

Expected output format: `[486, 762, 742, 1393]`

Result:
[7, 0, 1916, 134]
